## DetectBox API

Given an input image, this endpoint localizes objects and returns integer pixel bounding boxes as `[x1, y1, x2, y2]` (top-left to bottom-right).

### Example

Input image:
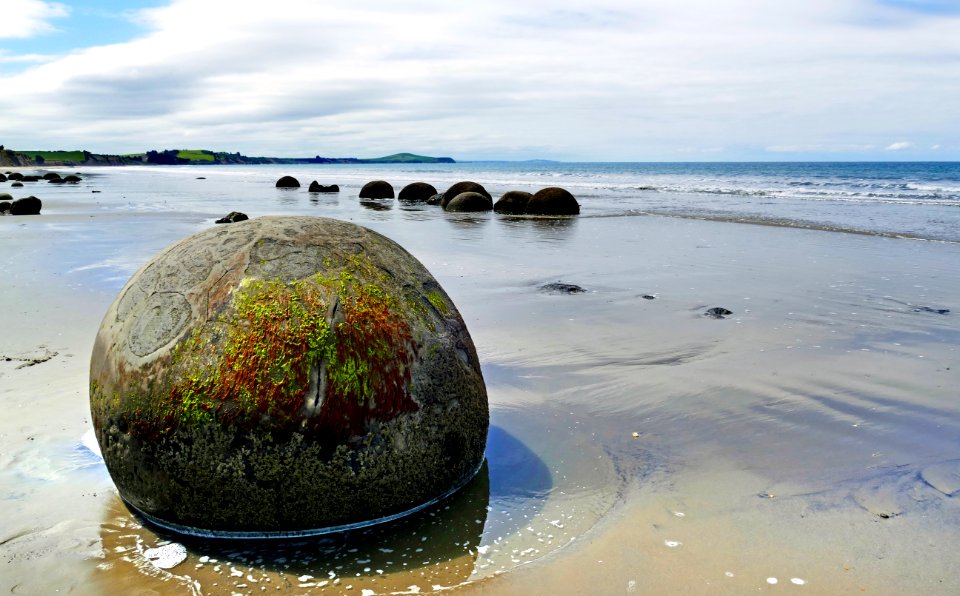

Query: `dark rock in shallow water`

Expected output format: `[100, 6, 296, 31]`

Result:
[359, 180, 394, 199]
[914, 306, 950, 315]
[8, 173, 23, 181]
[705, 307, 733, 319]
[0, 192, 12, 201]
[309, 181, 339, 193]
[399, 182, 437, 202]
[10, 196, 41, 215]
[526, 187, 580, 216]
[540, 282, 587, 294]
[89, 216, 488, 536]
[442, 182, 490, 208]
[21, 175, 40, 182]
[48, 178, 65, 184]
[63, 175, 82, 183]
[196, 177, 206, 180]
[0, 201, 10, 214]
[426, 193, 444, 206]
[494, 191, 532, 214]
[275, 175, 300, 188]
[214, 211, 249, 224]
[0, 174, 6, 182]
[42, 172, 61, 181]
[11, 182, 24, 188]
[641, 294, 656, 300]
[445, 191, 493, 212]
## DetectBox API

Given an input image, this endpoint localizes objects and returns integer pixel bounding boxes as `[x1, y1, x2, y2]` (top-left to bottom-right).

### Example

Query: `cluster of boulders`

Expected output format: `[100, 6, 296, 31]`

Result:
[272, 175, 579, 216]
[275, 176, 339, 193]
[2, 171, 82, 184]
[0, 195, 41, 215]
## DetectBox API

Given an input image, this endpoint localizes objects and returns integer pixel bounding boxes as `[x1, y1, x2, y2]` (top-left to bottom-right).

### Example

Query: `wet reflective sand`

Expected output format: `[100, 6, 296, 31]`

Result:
[1, 167, 958, 594]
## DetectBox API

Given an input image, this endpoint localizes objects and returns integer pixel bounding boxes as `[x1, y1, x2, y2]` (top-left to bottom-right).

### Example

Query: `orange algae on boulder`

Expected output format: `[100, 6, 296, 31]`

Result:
[90, 217, 488, 536]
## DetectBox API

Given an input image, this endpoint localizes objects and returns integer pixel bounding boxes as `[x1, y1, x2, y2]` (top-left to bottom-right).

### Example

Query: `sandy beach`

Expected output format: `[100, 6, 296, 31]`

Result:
[1, 166, 958, 594]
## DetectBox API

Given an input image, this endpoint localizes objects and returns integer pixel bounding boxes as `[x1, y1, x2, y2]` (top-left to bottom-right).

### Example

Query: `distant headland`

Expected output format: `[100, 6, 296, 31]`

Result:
[0, 147, 455, 167]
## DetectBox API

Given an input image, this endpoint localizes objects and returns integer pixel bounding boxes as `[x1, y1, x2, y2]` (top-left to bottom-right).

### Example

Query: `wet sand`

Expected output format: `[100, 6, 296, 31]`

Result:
[1, 170, 959, 594]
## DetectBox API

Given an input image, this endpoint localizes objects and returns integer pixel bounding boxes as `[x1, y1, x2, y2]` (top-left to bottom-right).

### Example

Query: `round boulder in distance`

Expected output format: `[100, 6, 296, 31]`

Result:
[359, 180, 395, 199]
[11, 182, 23, 188]
[63, 175, 82, 183]
[526, 187, 580, 216]
[494, 191, 532, 214]
[0, 192, 12, 201]
[8, 172, 23, 181]
[10, 196, 41, 215]
[275, 175, 300, 188]
[441, 181, 489, 208]
[308, 180, 322, 193]
[90, 216, 488, 537]
[0, 174, 7, 182]
[445, 192, 493, 213]
[43, 172, 61, 181]
[398, 182, 437, 203]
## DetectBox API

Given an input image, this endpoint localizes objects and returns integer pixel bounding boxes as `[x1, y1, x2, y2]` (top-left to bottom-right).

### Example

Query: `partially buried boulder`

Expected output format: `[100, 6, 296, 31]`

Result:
[359, 180, 395, 199]
[89, 216, 488, 537]
[441, 181, 490, 208]
[426, 193, 444, 206]
[0, 201, 10, 214]
[526, 187, 580, 216]
[42, 172, 61, 181]
[10, 196, 41, 215]
[494, 191, 532, 214]
[445, 192, 493, 212]
[48, 178, 65, 184]
[275, 175, 300, 188]
[398, 182, 437, 202]
[214, 211, 249, 224]
[0, 174, 7, 182]
[11, 182, 23, 188]
[63, 175, 82, 183]
[8, 173, 23, 181]
[308, 181, 339, 193]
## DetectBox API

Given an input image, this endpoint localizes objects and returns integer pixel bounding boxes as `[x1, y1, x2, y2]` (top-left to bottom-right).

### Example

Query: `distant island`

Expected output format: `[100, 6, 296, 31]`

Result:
[0, 147, 455, 167]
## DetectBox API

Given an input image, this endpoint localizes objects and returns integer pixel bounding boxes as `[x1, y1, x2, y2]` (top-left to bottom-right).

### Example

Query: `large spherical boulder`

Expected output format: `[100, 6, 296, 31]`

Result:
[441, 181, 489, 208]
[42, 172, 61, 181]
[398, 182, 437, 202]
[359, 180, 394, 199]
[8, 172, 23, 181]
[0, 192, 12, 201]
[275, 175, 300, 188]
[90, 216, 488, 537]
[494, 191, 533, 214]
[445, 192, 493, 212]
[526, 187, 580, 216]
[10, 196, 41, 215]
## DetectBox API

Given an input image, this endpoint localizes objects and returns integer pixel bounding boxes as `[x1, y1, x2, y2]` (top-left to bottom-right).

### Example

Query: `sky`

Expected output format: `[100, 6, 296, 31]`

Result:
[1, 0, 958, 161]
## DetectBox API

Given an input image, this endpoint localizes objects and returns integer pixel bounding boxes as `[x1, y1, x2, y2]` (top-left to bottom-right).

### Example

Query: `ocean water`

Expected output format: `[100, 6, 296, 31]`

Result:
[2, 162, 959, 593]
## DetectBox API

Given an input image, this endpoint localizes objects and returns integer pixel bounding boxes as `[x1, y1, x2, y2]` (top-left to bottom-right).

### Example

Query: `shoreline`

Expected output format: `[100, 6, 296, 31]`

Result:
[2, 167, 958, 594]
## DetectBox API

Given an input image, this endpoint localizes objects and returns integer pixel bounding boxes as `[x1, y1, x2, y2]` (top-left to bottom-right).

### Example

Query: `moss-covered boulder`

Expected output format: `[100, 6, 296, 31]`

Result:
[494, 191, 532, 214]
[359, 180, 394, 199]
[10, 196, 41, 215]
[441, 181, 490, 208]
[398, 182, 437, 202]
[90, 216, 488, 537]
[445, 192, 493, 212]
[275, 175, 300, 188]
[526, 187, 580, 216]
[0, 192, 12, 201]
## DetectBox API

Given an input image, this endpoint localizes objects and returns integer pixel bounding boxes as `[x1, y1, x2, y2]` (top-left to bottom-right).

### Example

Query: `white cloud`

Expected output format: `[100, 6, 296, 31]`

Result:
[0, 0, 958, 159]
[886, 141, 914, 151]
[0, 0, 69, 39]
